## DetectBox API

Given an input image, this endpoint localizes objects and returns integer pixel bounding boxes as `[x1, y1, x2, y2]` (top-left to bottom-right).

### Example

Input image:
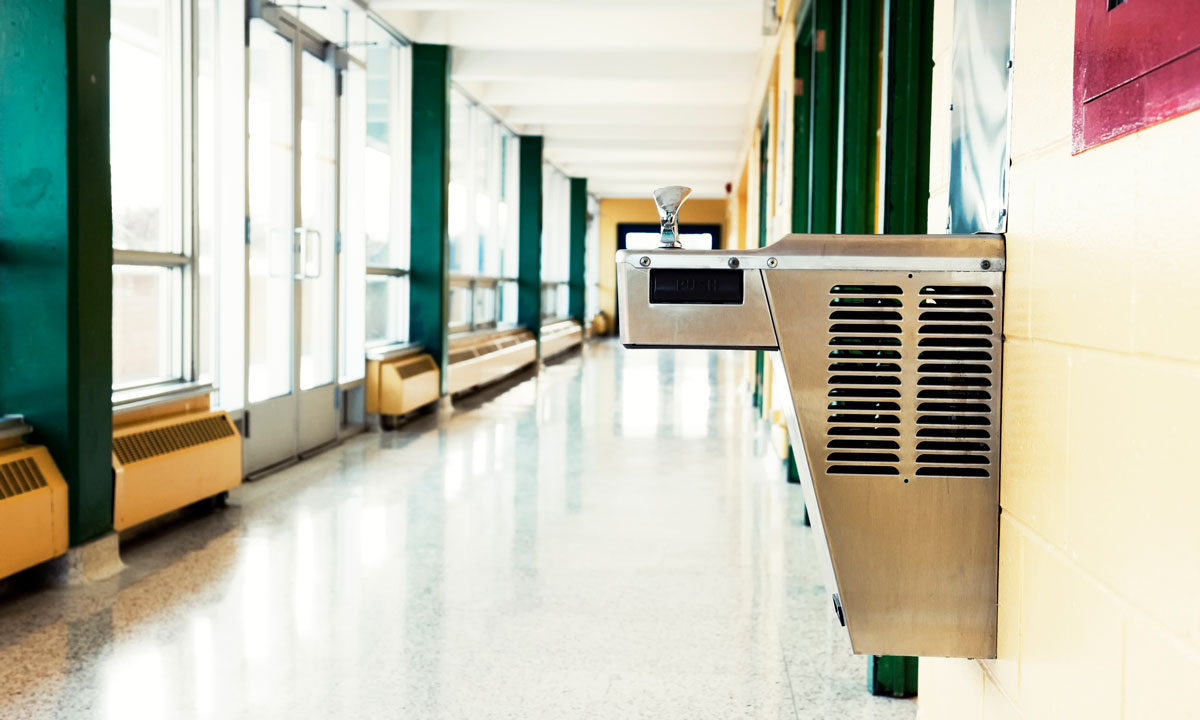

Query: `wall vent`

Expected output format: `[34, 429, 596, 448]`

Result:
[825, 285, 904, 476]
[113, 415, 236, 465]
[914, 285, 998, 478]
[0, 457, 48, 499]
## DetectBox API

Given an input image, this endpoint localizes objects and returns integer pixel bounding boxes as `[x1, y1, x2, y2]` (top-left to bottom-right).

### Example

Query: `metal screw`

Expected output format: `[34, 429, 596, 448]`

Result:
[728, 257, 740, 269]
[639, 256, 651, 267]
[767, 257, 778, 268]
[980, 260, 991, 270]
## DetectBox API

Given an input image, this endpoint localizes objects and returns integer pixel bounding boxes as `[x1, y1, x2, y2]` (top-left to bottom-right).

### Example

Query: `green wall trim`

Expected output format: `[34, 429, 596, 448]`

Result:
[409, 43, 451, 394]
[0, 0, 114, 545]
[884, 0, 935, 234]
[517, 135, 543, 351]
[567, 177, 587, 325]
[810, 0, 842, 234]
[841, 0, 885, 235]
[791, 13, 815, 234]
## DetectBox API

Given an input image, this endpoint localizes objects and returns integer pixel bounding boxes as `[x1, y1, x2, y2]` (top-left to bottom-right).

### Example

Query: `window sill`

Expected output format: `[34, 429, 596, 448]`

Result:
[112, 381, 214, 413]
[365, 341, 424, 362]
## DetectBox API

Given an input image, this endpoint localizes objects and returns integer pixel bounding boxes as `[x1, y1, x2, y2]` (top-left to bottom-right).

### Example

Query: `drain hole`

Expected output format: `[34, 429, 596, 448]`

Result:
[916, 467, 990, 477]
[827, 452, 900, 463]
[918, 350, 992, 361]
[916, 402, 992, 413]
[828, 401, 902, 411]
[830, 297, 903, 307]
[829, 426, 901, 437]
[917, 427, 991, 439]
[828, 388, 901, 398]
[829, 362, 902, 373]
[829, 349, 902, 360]
[918, 376, 992, 387]
[830, 336, 902, 346]
[918, 389, 992, 400]
[830, 310, 904, 321]
[918, 363, 991, 374]
[830, 375, 901, 385]
[828, 439, 900, 449]
[916, 440, 991, 452]
[829, 465, 900, 475]
[918, 337, 993, 348]
[919, 311, 994, 323]
[830, 285, 903, 295]
[830, 323, 902, 334]
[917, 414, 991, 426]
[917, 453, 990, 465]
[919, 286, 993, 296]
[918, 324, 992, 335]
[919, 298, 993, 309]
[830, 413, 901, 424]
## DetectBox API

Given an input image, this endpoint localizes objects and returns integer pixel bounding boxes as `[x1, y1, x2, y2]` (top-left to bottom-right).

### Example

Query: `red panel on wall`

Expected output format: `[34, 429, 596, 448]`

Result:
[1072, 0, 1200, 153]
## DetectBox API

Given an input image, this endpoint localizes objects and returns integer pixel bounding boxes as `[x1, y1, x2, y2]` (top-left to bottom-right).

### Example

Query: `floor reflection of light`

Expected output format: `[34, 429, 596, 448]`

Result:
[677, 361, 711, 438]
[294, 511, 317, 639]
[103, 643, 166, 720]
[620, 362, 659, 437]
[444, 448, 464, 501]
[191, 617, 215, 717]
[360, 505, 388, 567]
[241, 540, 271, 662]
[472, 427, 488, 478]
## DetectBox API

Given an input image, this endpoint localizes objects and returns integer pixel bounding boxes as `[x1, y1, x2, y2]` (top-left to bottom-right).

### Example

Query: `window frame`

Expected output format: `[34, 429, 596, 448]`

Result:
[110, 0, 200, 395]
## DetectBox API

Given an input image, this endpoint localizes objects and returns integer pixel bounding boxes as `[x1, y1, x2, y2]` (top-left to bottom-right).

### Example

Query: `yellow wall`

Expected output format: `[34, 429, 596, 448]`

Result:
[921, 1, 1200, 717]
[596, 197, 727, 326]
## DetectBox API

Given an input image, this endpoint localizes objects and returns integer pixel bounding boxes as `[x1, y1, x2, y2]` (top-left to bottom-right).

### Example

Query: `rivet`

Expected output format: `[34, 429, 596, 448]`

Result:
[767, 257, 778, 268]
[728, 257, 740, 269]
[639, 256, 651, 267]
[980, 260, 992, 270]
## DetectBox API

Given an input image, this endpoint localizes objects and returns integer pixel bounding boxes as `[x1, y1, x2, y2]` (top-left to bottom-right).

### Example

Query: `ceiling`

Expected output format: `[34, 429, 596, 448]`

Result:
[377, 0, 768, 199]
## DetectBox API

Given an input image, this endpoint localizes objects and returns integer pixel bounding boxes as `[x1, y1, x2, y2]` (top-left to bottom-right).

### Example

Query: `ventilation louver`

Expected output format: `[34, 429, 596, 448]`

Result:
[0, 457, 49, 499]
[113, 415, 236, 465]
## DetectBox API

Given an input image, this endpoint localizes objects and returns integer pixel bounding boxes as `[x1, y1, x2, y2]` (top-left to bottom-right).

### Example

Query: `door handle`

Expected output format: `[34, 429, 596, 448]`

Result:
[304, 229, 322, 278]
[293, 227, 305, 280]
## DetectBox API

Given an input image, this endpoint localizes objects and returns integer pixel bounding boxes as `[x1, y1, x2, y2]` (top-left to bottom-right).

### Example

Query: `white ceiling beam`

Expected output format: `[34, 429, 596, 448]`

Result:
[451, 49, 757, 85]
[473, 80, 748, 108]
[543, 136, 740, 153]
[376, 0, 757, 9]
[387, 9, 764, 52]
[501, 105, 745, 128]
[545, 149, 736, 165]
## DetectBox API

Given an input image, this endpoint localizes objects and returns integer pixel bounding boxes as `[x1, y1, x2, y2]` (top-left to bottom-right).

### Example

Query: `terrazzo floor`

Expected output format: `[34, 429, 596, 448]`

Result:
[0, 341, 917, 719]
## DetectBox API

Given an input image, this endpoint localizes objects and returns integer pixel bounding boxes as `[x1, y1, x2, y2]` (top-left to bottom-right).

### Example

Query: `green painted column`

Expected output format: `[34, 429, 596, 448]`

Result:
[884, 0, 935, 235]
[409, 43, 451, 394]
[517, 135, 543, 353]
[567, 177, 587, 325]
[0, 0, 114, 545]
[841, 0, 885, 235]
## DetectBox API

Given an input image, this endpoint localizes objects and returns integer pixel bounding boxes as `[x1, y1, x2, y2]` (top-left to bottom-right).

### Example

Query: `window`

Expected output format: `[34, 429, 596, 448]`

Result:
[540, 165, 571, 321]
[447, 88, 519, 333]
[111, 0, 214, 391]
[360, 24, 412, 351]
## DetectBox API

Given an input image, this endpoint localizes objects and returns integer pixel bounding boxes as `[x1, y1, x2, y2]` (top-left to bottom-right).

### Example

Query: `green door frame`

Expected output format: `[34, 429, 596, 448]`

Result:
[517, 136, 544, 356]
[0, 0, 114, 545]
[567, 177, 587, 325]
[409, 43, 451, 395]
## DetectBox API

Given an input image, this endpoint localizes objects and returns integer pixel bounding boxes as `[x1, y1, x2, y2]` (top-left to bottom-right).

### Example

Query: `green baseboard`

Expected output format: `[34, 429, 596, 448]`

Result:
[868, 655, 918, 697]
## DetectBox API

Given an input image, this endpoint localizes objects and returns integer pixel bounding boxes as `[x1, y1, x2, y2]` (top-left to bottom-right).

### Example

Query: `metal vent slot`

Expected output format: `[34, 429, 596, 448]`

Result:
[0, 457, 48, 499]
[449, 349, 478, 363]
[113, 415, 235, 465]
[396, 357, 436, 379]
[826, 285, 904, 477]
[914, 285, 999, 479]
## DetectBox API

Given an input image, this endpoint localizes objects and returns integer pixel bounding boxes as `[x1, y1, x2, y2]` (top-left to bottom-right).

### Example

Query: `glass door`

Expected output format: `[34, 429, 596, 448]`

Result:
[244, 12, 340, 475]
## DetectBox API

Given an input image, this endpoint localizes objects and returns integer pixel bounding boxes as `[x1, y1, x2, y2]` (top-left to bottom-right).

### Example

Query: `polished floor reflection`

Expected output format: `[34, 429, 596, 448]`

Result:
[0, 342, 916, 719]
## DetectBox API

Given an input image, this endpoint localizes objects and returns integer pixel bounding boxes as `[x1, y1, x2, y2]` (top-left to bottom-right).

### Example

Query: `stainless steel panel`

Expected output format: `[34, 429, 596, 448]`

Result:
[948, 0, 1014, 234]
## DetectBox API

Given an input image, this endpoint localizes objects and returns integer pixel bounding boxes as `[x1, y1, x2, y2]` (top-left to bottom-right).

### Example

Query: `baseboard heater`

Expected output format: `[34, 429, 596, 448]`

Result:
[112, 396, 241, 531]
[447, 328, 537, 395]
[0, 416, 68, 580]
[540, 319, 583, 359]
[366, 347, 440, 417]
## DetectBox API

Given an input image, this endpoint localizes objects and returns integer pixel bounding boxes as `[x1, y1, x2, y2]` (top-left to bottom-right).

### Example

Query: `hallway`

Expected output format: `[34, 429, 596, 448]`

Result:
[0, 343, 913, 719]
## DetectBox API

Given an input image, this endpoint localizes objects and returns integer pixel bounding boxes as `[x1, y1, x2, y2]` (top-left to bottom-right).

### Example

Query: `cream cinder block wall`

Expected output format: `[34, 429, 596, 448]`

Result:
[920, 1, 1200, 718]
[596, 198, 727, 325]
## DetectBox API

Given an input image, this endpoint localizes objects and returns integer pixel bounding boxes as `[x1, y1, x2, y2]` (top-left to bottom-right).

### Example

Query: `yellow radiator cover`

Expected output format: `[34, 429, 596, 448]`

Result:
[0, 444, 68, 579]
[366, 353, 440, 416]
[112, 410, 242, 531]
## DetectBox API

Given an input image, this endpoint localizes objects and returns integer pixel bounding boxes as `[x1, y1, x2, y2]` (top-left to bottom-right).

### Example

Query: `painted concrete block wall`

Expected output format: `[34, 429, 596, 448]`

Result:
[920, 1, 1200, 717]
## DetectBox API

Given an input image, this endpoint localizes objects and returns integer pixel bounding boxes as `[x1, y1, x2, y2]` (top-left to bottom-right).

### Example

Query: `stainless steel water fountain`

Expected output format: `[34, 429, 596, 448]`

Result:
[617, 186, 1006, 659]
